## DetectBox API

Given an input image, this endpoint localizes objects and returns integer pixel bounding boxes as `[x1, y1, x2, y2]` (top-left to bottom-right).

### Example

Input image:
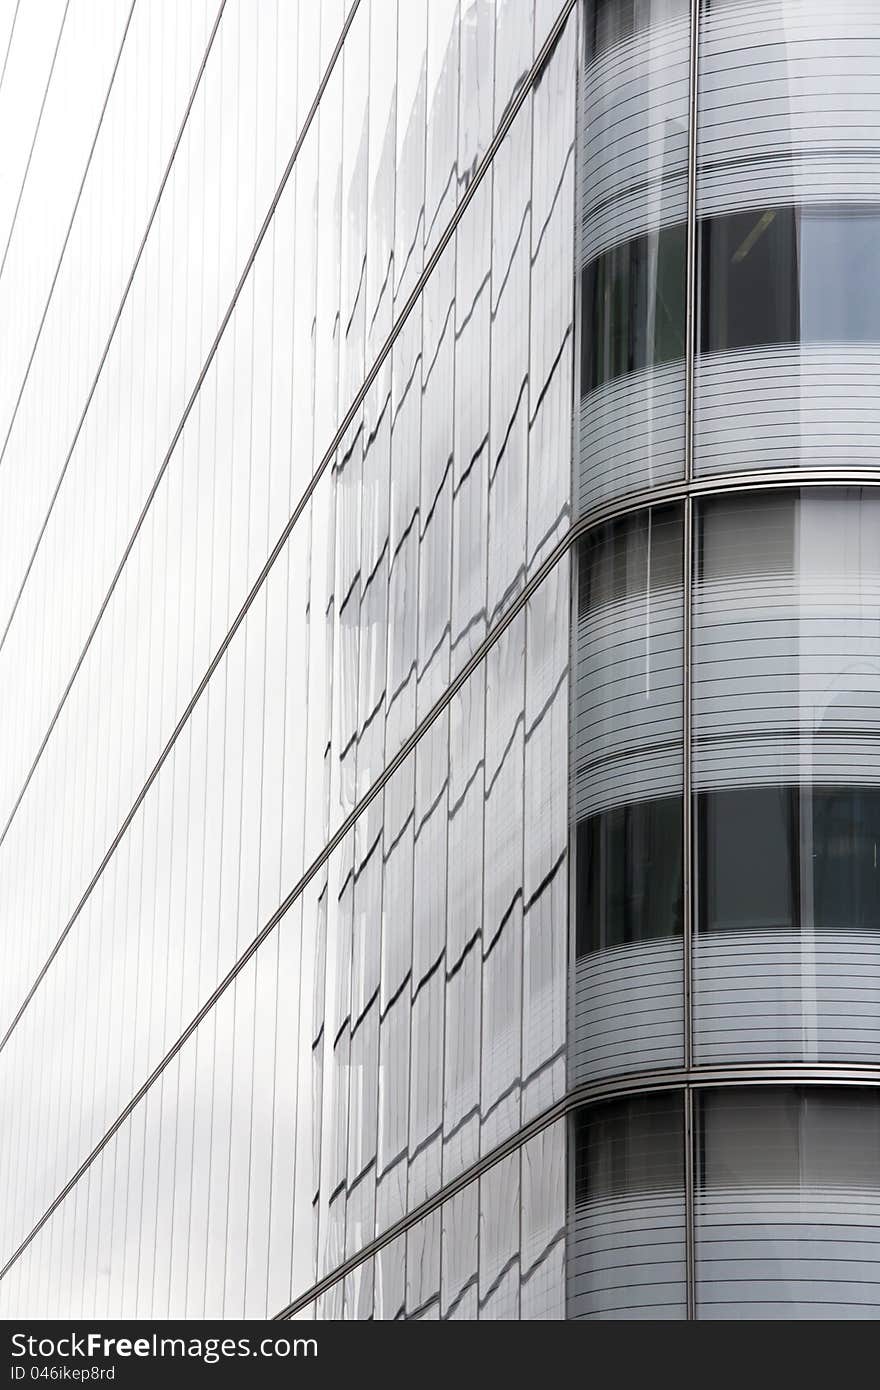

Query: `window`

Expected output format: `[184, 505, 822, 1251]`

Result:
[699, 1088, 880, 1190]
[700, 206, 800, 354]
[696, 490, 795, 582]
[699, 204, 880, 356]
[586, 0, 690, 64]
[699, 786, 798, 934]
[577, 796, 683, 954]
[578, 504, 682, 616]
[574, 1093, 684, 1204]
[698, 785, 880, 934]
[581, 222, 686, 394]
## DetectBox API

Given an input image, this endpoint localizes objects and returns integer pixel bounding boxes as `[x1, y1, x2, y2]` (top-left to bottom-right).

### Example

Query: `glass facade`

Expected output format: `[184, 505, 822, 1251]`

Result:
[0, 0, 574, 1320]
[2, 0, 880, 1324]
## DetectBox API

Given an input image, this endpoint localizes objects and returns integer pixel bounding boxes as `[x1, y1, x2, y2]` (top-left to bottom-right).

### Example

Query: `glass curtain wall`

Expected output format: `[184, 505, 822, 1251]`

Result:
[0, 0, 576, 1321]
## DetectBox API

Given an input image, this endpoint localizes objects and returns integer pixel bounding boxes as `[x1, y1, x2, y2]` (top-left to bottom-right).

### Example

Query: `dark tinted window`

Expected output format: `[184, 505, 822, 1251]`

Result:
[700, 204, 880, 356]
[577, 795, 683, 954]
[574, 1094, 684, 1204]
[579, 504, 682, 616]
[812, 787, 880, 930]
[586, 0, 689, 63]
[699, 786, 798, 933]
[581, 222, 686, 394]
[700, 206, 800, 354]
[699, 785, 880, 934]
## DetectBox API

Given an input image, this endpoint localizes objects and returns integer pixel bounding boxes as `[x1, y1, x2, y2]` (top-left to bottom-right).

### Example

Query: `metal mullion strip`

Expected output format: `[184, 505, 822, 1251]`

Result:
[682, 490, 693, 1080]
[683, 492, 695, 1318]
[684, 0, 700, 1320]
[684, 0, 700, 491]
[684, 1084, 696, 1320]
[570, 465, 880, 560]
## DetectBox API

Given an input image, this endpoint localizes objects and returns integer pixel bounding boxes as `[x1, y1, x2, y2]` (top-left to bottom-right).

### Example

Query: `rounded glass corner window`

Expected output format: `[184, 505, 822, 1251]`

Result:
[570, 504, 684, 1084]
[568, 1090, 686, 1321]
[692, 488, 880, 1066]
[695, 203, 880, 477]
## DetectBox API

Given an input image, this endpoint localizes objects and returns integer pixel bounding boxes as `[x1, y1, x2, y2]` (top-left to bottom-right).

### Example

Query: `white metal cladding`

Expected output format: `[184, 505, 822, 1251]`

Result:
[694, 931, 880, 1065]
[568, 1190, 686, 1319]
[698, 0, 880, 218]
[578, 361, 685, 515]
[695, 347, 880, 477]
[573, 585, 682, 820]
[571, 940, 684, 1084]
[692, 574, 880, 791]
[695, 1185, 880, 1318]
[580, 19, 689, 265]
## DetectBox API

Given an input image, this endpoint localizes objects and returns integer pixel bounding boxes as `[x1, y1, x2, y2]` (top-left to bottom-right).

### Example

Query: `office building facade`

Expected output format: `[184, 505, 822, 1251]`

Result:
[0, 0, 879, 1321]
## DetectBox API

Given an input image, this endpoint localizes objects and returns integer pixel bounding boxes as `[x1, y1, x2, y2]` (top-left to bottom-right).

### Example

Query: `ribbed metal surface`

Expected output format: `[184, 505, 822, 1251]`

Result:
[580, 20, 689, 264]
[569, 1191, 686, 1319]
[578, 361, 685, 515]
[695, 346, 880, 478]
[698, 0, 880, 218]
[573, 587, 683, 821]
[694, 931, 880, 1064]
[696, 1185, 880, 1317]
[572, 940, 684, 1083]
[693, 574, 880, 790]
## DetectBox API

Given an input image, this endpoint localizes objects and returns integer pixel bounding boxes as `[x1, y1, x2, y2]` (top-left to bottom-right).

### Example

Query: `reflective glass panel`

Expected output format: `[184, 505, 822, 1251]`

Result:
[700, 205, 880, 356]
[697, 1087, 880, 1319]
[581, 223, 687, 394]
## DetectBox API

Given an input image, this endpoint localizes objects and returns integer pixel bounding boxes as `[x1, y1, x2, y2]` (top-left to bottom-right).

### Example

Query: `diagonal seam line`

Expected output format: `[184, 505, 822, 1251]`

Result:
[0, 0, 138, 489]
[0, 0, 227, 659]
[0, 0, 71, 288]
[0, 0, 21, 105]
[0, 0, 359, 1009]
[0, 0, 353, 843]
[0, 502, 577, 1289]
[0, 0, 364, 1053]
[0, 0, 575, 1042]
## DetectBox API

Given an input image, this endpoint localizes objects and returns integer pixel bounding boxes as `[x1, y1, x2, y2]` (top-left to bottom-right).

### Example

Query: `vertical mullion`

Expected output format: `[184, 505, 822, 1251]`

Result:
[684, 1085, 696, 1320]
[683, 0, 702, 1323]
